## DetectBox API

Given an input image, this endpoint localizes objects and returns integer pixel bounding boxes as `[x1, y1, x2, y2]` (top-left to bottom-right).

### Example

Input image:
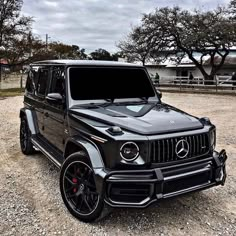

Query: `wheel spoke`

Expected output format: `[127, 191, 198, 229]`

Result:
[67, 192, 77, 199]
[83, 197, 92, 211]
[73, 165, 78, 176]
[66, 171, 76, 179]
[65, 186, 74, 193]
[64, 176, 76, 186]
[77, 196, 84, 211]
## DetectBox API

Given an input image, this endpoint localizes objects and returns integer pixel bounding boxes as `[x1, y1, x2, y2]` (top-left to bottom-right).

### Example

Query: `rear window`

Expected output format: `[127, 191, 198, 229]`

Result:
[69, 67, 155, 100]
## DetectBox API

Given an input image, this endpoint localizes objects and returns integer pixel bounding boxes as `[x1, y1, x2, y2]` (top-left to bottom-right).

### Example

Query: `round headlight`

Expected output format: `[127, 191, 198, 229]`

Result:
[120, 142, 139, 162]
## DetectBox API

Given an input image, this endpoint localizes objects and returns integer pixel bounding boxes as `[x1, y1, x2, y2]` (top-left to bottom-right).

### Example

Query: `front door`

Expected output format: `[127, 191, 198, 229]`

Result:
[43, 66, 66, 152]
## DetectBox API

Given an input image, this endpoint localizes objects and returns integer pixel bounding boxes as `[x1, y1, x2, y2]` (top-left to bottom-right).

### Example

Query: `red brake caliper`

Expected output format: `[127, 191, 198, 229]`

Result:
[72, 178, 78, 193]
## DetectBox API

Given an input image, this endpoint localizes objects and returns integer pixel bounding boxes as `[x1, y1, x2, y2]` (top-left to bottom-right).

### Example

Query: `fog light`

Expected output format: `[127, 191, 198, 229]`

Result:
[120, 142, 139, 162]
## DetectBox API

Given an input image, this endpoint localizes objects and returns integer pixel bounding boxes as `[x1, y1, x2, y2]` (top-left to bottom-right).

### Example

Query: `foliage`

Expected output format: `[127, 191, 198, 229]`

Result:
[89, 48, 118, 61]
[119, 5, 236, 80]
[0, 0, 33, 57]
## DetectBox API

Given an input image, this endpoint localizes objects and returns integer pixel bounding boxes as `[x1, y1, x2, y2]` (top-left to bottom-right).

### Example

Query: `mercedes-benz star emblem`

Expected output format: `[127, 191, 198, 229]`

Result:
[175, 139, 189, 159]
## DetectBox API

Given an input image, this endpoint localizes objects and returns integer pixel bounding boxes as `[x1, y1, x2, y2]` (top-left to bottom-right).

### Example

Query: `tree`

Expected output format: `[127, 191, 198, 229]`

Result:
[119, 6, 236, 81]
[229, 0, 236, 19]
[0, 0, 33, 50]
[90, 48, 118, 61]
[118, 25, 168, 65]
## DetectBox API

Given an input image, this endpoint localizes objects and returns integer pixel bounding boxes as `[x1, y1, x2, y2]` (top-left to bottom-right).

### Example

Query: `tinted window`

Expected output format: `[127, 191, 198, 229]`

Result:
[26, 67, 40, 93]
[49, 66, 65, 95]
[37, 68, 49, 96]
[69, 67, 155, 100]
[26, 71, 34, 93]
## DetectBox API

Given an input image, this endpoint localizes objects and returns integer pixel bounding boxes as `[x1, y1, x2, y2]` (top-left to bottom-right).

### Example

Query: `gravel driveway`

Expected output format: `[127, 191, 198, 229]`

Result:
[0, 93, 235, 236]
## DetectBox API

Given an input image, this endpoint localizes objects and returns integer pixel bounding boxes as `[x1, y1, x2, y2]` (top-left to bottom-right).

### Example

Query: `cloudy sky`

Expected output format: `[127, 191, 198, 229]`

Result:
[22, 0, 231, 53]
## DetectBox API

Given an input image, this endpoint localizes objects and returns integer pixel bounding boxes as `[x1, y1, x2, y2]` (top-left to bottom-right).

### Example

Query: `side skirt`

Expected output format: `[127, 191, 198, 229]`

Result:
[31, 136, 64, 169]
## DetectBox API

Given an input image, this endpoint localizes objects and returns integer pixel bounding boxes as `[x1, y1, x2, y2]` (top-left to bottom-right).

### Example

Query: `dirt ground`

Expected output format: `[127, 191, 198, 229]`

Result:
[0, 93, 235, 236]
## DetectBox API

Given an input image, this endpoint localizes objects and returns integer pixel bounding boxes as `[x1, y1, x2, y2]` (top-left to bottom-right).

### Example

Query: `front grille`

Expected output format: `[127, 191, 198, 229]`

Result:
[150, 133, 210, 163]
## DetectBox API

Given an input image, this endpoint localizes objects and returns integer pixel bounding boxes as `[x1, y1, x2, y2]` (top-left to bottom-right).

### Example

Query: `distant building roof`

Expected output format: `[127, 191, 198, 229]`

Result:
[0, 59, 8, 64]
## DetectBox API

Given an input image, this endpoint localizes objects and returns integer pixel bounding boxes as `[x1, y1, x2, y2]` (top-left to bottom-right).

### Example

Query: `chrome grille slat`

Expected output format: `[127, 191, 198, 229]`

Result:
[196, 135, 199, 155]
[151, 133, 209, 163]
[166, 139, 169, 162]
[158, 140, 160, 163]
[162, 140, 165, 163]
[171, 139, 174, 161]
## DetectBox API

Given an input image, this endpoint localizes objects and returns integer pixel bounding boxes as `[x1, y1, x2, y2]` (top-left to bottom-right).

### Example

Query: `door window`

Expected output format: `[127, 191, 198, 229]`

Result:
[25, 67, 40, 94]
[49, 66, 65, 96]
[37, 68, 49, 96]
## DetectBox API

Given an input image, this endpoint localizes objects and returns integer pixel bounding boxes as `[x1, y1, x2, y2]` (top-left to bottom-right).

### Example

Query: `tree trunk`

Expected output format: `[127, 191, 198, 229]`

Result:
[204, 74, 215, 85]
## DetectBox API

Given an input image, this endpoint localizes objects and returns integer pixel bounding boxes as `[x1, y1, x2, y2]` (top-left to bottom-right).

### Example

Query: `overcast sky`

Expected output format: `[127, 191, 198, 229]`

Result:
[22, 0, 231, 53]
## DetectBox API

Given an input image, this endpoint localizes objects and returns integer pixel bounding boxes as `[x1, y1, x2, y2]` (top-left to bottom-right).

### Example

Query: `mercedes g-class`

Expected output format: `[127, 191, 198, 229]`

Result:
[20, 60, 227, 222]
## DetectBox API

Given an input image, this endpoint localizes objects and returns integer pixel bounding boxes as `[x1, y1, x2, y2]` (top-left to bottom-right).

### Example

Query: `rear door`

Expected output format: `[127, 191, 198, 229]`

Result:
[25, 66, 50, 136]
[43, 66, 66, 152]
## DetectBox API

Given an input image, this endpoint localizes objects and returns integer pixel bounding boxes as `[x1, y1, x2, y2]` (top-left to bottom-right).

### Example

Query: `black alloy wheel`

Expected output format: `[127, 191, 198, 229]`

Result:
[60, 152, 107, 222]
[20, 117, 35, 155]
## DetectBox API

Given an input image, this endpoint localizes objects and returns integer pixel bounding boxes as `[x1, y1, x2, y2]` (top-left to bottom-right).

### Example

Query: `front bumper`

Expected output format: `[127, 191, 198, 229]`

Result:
[101, 150, 227, 208]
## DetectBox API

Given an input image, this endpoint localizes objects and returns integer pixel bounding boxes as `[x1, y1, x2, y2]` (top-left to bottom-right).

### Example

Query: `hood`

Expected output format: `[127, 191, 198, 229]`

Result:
[69, 103, 203, 135]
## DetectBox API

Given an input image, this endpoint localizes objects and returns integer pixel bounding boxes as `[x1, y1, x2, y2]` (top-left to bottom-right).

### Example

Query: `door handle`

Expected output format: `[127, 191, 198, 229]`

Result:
[45, 112, 49, 117]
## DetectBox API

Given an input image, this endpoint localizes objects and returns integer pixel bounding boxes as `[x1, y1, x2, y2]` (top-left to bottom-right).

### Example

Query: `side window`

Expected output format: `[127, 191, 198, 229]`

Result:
[50, 66, 65, 96]
[25, 67, 40, 94]
[37, 68, 49, 96]
[25, 70, 34, 93]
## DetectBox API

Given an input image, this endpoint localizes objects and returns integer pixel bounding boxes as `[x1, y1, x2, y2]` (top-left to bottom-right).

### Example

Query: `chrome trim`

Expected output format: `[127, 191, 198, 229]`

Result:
[120, 142, 139, 162]
[90, 135, 107, 143]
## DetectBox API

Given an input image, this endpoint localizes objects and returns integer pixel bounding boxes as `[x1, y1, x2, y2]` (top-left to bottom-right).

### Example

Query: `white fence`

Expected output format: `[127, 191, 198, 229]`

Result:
[0, 73, 26, 90]
[159, 75, 233, 86]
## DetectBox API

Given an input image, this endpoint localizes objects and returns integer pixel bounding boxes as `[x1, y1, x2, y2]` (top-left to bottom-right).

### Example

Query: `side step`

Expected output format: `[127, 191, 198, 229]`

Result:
[31, 136, 64, 169]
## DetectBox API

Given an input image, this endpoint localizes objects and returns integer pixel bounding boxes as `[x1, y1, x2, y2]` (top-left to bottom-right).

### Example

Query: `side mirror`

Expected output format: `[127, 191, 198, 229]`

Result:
[157, 90, 162, 99]
[46, 93, 63, 103]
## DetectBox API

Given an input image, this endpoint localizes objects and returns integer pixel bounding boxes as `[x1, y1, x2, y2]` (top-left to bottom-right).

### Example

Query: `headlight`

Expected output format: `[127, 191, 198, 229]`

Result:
[210, 129, 216, 149]
[120, 142, 139, 162]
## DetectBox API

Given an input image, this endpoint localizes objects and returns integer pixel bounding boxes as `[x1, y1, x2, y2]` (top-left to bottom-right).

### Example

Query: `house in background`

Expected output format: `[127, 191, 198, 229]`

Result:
[0, 58, 10, 74]
[144, 49, 236, 83]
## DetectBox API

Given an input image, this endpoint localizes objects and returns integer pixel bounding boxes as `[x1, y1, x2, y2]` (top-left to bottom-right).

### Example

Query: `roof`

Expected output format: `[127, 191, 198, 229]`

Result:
[31, 59, 143, 67]
[204, 55, 236, 66]
[0, 59, 8, 65]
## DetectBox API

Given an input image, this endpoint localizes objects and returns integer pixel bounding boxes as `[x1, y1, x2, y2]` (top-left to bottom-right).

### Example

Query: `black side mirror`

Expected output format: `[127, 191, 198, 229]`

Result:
[46, 93, 63, 103]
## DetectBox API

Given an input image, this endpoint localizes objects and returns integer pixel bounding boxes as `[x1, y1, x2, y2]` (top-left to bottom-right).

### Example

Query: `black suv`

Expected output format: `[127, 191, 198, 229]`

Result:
[20, 60, 227, 222]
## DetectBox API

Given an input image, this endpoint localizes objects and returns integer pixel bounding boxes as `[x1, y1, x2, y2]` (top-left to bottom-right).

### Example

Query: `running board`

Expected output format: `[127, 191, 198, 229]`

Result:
[31, 137, 63, 169]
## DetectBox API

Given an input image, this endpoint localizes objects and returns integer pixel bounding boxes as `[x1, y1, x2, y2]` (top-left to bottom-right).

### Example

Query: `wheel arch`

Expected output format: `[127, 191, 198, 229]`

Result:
[20, 108, 38, 135]
[63, 138, 105, 169]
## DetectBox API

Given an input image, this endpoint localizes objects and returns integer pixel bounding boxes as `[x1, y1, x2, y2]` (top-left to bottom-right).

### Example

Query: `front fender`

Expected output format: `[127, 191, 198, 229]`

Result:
[64, 137, 106, 194]
[20, 108, 38, 135]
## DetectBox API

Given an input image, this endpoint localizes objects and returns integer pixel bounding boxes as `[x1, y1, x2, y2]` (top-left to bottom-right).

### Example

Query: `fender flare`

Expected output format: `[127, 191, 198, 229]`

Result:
[64, 137, 107, 194]
[20, 108, 38, 135]
[64, 137, 105, 169]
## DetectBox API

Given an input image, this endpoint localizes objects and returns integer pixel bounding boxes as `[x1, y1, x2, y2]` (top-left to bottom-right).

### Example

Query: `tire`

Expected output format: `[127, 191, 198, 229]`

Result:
[60, 151, 110, 222]
[20, 117, 35, 155]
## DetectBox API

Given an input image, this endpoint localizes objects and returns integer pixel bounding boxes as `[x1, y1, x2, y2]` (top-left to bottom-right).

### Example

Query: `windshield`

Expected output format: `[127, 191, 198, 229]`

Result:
[69, 67, 156, 101]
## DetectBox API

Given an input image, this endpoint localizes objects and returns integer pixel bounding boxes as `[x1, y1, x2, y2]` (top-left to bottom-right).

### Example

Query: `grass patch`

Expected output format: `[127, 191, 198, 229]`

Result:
[0, 88, 24, 97]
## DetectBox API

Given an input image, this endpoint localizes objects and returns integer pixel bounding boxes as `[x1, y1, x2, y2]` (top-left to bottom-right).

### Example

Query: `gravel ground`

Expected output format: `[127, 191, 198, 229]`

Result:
[0, 93, 235, 236]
